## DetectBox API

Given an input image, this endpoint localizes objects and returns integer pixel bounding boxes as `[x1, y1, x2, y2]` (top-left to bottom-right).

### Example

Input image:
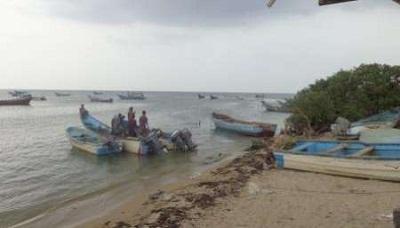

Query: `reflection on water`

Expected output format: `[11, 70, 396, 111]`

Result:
[0, 90, 291, 227]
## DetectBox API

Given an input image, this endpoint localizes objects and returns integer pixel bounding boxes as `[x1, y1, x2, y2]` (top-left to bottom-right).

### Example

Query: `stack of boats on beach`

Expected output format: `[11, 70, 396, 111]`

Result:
[66, 111, 197, 156]
[274, 108, 400, 182]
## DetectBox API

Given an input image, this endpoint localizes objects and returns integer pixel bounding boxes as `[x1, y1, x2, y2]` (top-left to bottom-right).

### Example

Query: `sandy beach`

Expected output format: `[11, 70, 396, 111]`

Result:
[77, 145, 400, 228]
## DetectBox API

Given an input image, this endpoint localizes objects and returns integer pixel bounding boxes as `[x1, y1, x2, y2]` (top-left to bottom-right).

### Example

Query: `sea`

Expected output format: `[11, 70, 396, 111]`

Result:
[0, 90, 292, 227]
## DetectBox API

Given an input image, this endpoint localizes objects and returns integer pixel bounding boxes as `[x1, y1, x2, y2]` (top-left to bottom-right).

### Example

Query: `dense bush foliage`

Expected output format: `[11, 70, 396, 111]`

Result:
[286, 64, 400, 132]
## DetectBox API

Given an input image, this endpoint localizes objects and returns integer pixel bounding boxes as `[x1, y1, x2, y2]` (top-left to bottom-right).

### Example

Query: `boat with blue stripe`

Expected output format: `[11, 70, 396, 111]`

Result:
[66, 127, 122, 156]
[274, 140, 400, 181]
[212, 112, 277, 137]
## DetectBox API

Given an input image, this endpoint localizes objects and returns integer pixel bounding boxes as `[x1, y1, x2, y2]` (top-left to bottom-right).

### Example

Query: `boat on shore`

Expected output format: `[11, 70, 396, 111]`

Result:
[198, 94, 205, 99]
[55, 92, 71, 97]
[274, 140, 400, 182]
[88, 95, 113, 103]
[210, 95, 218, 100]
[118, 92, 145, 100]
[66, 127, 122, 155]
[0, 96, 32, 106]
[212, 112, 277, 137]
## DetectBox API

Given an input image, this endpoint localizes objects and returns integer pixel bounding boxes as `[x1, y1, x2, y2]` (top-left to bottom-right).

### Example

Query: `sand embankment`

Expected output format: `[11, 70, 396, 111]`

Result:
[80, 145, 400, 228]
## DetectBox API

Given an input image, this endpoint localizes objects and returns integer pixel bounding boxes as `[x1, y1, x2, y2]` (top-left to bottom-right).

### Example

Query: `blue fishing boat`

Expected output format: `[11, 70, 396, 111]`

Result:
[212, 112, 277, 137]
[66, 127, 122, 155]
[274, 140, 400, 181]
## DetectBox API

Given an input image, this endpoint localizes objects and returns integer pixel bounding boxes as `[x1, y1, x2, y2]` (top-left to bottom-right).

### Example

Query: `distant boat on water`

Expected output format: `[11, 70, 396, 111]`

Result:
[261, 100, 289, 113]
[212, 112, 277, 137]
[210, 95, 218, 100]
[55, 92, 71, 97]
[9, 90, 29, 97]
[275, 140, 400, 182]
[198, 94, 205, 99]
[255, 94, 265, 99]
[32, 96, 47, 101]
[88, 95, 113, 103]
[93, 91, 103, 95]
[0, 95, 32, 106]
[118, 92, 145, 100]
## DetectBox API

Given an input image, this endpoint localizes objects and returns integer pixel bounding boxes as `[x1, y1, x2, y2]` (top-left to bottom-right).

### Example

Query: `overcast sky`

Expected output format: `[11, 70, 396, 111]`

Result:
[0, 0, 399, 93]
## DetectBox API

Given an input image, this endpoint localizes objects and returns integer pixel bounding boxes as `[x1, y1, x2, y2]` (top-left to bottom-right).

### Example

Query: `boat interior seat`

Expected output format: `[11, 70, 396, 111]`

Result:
[322, 143, 348, 155]
[290, 142, 314, 152]
[348, 146, 375, 158]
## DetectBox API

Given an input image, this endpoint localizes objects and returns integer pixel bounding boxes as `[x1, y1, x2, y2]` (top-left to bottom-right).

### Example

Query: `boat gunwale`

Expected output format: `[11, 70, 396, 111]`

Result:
[277, 140, 400, 161]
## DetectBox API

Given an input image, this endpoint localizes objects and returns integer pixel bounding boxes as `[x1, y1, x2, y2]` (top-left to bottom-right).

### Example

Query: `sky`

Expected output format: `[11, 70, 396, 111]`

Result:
[0, 0, 399, 93]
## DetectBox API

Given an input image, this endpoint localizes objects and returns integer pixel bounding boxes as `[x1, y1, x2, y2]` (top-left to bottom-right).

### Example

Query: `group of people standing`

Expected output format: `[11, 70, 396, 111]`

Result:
[111, 107, 149, 137]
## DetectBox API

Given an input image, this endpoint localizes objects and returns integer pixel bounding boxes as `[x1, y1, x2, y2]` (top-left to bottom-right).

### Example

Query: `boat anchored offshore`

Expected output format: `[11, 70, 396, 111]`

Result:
[9, 90, 29, 97]
[274, 140, 400, 182]
[55, 92, 71, 97]
[66, 127, 122, 155]
[0, 95, 32, 106]
[118, 92, 145, 100]
[88, 95, 113, 103]
[212, 112, 277, 137]
[210, 95, 218, 100]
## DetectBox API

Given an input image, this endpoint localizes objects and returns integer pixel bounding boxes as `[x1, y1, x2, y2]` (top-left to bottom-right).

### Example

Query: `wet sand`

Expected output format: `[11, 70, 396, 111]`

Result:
[79, 147, 400, 228]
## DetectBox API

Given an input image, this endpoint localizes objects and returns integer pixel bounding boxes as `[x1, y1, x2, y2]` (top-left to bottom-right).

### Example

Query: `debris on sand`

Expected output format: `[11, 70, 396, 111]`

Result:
[133, 144, 275, 228]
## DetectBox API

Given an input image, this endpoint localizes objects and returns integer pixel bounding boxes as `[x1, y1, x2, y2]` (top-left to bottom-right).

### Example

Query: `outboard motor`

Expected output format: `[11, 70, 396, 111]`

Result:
[180, 128, 197, 151]
[170, 128, 197, 152]
[139, 131, 164, 155]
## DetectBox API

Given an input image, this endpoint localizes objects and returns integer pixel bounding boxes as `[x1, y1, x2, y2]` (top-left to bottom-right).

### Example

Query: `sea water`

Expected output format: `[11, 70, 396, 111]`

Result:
[0, 90, 291, 227]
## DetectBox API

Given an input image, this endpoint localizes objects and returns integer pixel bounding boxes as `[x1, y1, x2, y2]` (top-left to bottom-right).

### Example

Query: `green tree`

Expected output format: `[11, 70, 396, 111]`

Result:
[287, 63, 400, 133]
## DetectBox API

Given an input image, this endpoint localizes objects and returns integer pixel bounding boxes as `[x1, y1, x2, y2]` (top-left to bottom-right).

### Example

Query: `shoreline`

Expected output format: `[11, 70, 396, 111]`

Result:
[15, 151, 243, 228]
[79, 144, 400, 228]
[79, 145, 276, 227]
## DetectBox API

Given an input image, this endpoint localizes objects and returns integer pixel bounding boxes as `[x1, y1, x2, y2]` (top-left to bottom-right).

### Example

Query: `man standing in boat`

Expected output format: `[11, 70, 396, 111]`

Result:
[128, 107, 137, 137]
[79, 104, 88, 118]
[139, 110, 149, 136]
[128, 107, 135, 119]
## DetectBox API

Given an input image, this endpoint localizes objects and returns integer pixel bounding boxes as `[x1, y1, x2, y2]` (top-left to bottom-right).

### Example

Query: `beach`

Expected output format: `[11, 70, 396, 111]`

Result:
[78, 145, 400, 228]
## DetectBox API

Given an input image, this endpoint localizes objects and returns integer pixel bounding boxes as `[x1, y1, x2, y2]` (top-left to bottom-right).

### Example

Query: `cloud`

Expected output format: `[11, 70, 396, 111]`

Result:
[35, 0, 385, 26]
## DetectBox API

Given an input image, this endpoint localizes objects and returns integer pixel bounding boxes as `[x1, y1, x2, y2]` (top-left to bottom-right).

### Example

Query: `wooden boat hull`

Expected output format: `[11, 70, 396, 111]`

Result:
[212, 113, 276, 137]
[0, 96, 32, 106]
[275, 152, 400, 182]
[66, 127, 122, 156]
